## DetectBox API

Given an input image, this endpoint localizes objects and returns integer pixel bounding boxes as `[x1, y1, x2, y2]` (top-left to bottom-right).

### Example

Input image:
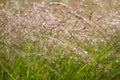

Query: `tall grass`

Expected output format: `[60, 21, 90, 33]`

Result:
[0, 0, 120, 80]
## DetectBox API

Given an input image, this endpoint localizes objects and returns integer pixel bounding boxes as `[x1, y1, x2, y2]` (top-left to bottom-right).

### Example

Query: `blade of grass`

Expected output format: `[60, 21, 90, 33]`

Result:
[0, 63, 16, 80]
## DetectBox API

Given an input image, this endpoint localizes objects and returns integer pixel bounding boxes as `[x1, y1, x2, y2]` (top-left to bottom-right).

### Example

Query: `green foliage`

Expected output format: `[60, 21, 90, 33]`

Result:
[0, 36, 120, 80]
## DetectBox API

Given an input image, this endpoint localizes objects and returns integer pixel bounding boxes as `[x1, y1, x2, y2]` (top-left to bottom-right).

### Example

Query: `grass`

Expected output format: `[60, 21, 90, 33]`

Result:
[0, 0, 120, 80]
[0, 32, 119, 80]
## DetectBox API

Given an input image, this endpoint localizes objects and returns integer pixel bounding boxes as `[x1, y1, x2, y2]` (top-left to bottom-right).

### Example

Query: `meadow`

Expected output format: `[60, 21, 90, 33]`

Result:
[0, 0, 120, 80]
